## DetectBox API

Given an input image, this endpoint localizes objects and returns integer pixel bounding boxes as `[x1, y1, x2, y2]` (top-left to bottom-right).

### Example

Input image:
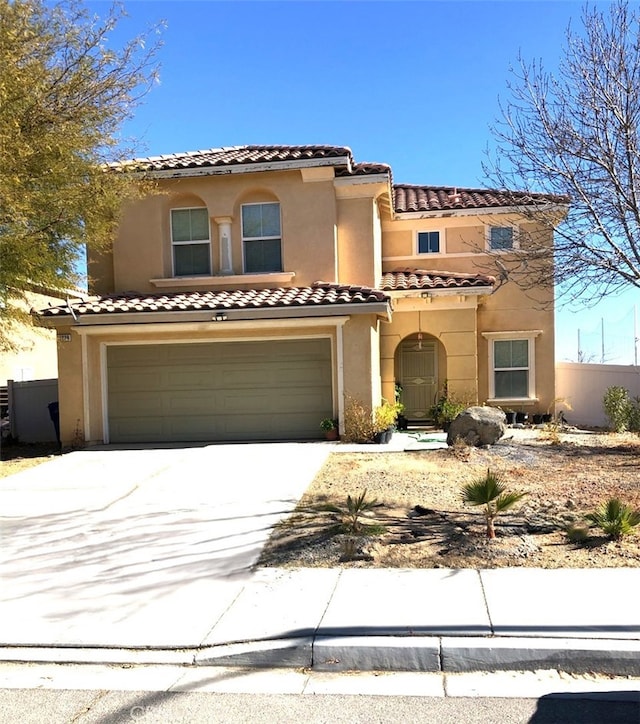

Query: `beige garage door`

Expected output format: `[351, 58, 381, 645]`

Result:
[107, 339, 333, 443]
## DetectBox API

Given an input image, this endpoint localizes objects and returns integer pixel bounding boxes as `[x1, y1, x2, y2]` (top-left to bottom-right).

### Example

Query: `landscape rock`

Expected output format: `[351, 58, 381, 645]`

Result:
[446, 406, 506, 447]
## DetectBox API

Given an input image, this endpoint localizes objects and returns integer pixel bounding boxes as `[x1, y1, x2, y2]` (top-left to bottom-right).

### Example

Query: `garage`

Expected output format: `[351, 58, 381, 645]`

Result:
[107, 338, 333, 443]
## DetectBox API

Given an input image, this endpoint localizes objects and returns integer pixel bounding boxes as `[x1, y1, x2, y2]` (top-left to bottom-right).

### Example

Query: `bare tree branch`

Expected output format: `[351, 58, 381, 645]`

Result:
[483, 1, 640, 306]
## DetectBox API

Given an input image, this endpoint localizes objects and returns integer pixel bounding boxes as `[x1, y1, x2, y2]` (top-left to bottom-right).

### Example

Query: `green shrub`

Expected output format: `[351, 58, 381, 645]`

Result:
[430, 381, 473, 429]
[603, 386, 632, 432]
[586, 498, 640, 540]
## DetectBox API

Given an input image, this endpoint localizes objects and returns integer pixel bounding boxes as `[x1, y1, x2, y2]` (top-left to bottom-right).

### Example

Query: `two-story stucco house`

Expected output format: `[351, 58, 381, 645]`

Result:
[35, 145, 568, 445]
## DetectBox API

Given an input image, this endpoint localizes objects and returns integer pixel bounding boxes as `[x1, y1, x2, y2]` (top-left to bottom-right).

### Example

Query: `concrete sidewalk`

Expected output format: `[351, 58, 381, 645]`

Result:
[1, 567, 639, 676]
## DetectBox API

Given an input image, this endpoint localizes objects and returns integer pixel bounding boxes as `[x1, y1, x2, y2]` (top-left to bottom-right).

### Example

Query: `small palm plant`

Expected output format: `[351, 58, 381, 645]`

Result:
[586, 498, 640, 541]
[324, 489, 380, 534]
[461, 469, 526, 539]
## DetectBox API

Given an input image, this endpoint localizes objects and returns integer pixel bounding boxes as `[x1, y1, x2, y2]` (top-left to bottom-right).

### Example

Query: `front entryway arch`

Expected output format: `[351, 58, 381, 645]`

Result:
[395, 333, 443, 422]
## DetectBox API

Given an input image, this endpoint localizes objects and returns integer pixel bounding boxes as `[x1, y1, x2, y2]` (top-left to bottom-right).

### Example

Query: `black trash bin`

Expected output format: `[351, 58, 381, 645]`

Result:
[48, 401, 60, 445]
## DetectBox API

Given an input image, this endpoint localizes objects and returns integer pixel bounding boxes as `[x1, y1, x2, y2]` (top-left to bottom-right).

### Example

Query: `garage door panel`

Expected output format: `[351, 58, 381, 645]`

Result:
[107, 339, 333, 443]
[224, 365, 269, 388]
[109, 370, 167, 392]
[272, 363, 331, 386]
[165, 345, 220, 364]
[165, 369, 218, 388]
[110, 392, 164, 416]
[165, 391, 218, 414]
[110, 417, 166, 439]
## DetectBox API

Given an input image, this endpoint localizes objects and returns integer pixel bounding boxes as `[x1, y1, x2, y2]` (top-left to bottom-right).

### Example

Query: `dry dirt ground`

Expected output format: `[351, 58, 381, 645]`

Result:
[259, 430, 640, 570]
[0, 442, 60, 477]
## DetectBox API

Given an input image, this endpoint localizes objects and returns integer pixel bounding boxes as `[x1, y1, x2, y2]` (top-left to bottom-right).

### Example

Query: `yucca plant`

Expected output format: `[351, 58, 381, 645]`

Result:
[461, 469, 527, 539]
[586, 498, 640, 541]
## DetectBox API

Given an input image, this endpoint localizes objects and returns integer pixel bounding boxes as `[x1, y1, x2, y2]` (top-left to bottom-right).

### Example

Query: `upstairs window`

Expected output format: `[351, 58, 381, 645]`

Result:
[417, 231, 441, 254]
[242, 202, 282, 273]
[487, 225, 517, 251]
[171, 208, 211, 276]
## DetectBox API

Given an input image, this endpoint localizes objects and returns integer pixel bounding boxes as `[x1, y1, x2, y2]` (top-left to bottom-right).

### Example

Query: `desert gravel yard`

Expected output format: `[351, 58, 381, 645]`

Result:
[259, 430, 640, 569]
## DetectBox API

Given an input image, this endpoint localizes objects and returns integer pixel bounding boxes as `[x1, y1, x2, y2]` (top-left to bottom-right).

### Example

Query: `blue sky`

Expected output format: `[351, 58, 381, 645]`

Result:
[89, 0, 638, 363]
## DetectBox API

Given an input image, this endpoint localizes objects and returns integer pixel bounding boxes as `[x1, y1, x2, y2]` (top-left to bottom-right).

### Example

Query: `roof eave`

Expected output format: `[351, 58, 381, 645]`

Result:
[124, 155, 354, 180]
[394, 202, 569, 220]
[35, 301, 392, 327]
[385, 286, 494, 298]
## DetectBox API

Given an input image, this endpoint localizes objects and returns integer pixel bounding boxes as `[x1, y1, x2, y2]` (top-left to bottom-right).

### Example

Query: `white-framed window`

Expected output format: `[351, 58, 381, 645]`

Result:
[482, 330, 541, 401]
[486, 225, 518, 251]
[171, 207, 211, 276]
[242, 202, 282, 273]
[417, 230, 442, 255]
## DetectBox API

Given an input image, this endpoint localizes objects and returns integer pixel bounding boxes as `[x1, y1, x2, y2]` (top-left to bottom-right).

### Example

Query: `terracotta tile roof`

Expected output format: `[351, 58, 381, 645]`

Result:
[335, 161, 392, 177]
[111, 144, 390, 178]
[37, 283, 389, 318]
[393, 185, 569, 213]
[380, 269, 496, 292]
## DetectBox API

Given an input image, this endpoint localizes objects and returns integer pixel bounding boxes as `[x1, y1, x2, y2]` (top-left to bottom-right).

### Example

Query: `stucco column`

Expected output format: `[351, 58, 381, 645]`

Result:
[215, 216, 233, 274]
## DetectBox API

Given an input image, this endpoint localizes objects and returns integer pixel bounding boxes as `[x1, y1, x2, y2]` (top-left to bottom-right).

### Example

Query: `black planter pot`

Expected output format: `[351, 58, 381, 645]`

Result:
[516, 412, 528, 424]
[505, 411, 517, 425]
[542, 414, 552, 423]
[373, 431, 386, 444]
[397, 415, 408, 431]
[533, 414, 543, 425]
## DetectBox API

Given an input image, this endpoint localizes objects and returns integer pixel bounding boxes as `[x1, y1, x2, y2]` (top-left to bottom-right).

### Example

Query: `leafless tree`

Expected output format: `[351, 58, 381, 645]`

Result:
[484, 1, 640, 306]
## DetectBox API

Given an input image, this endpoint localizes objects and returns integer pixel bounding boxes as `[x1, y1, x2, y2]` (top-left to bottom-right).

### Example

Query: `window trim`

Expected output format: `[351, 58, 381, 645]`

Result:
[482, 330, 542, 402]
[485, 224, 519, 252]
[416, 229, 444, 255]
[241, 201, 283, 273]
[170, 206, 212, 277]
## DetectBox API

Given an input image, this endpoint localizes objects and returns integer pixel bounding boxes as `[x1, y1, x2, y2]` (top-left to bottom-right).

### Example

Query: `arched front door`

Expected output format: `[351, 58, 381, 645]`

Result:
[398, 336, 438, 421]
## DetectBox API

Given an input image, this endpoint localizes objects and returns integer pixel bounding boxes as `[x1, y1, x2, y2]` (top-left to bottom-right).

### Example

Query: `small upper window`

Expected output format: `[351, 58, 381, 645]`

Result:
[417, 231, 441, 254]
[488, 225, 516, 251]
[171, 207, 211, 276]
[242, 202, 282, 273]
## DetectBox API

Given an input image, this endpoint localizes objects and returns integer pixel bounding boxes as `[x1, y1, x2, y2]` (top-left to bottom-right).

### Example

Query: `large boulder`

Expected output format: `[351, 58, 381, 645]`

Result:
[446, 406, 506, 447]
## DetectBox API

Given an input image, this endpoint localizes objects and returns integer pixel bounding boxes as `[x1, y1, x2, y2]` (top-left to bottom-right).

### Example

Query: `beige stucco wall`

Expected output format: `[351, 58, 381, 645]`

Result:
[56, 326, 84, 444]
[478, 282, 555, 413]
[90, 169, 372, 295]
[381, 214, 543, 262]
[341, 315, 381, 411]
[381, 297, 480, 405]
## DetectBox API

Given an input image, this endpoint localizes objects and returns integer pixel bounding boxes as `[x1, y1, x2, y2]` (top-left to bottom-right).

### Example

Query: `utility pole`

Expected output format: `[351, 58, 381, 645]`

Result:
[634, 304, 638, 366]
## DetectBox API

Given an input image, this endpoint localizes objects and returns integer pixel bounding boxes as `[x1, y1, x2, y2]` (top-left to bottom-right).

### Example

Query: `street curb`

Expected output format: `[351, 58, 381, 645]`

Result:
[441, 636, 640, 676]
[1, 635, 639, 675]
[313, 636, 440, 672]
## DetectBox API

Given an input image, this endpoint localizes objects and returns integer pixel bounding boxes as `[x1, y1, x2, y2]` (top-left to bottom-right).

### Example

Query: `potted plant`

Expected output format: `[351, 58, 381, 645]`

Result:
[395, 382, 408, 430]
[320, 418, 338, 440]
[372, 399, 397, 443]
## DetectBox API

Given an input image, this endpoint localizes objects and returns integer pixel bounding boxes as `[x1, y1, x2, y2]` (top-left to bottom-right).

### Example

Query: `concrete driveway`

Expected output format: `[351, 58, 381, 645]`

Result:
[0, 443, 330, 649]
